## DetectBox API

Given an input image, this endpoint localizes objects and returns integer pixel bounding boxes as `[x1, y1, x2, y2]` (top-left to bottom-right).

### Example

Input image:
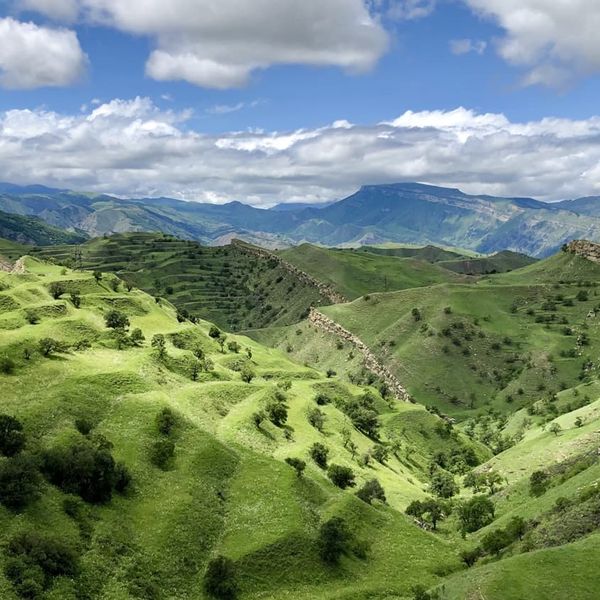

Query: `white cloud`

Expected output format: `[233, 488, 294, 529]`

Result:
[386, 0, 436, 20]
[24, 0, 389, 89]
[465, 0, 600, 86]
[206, 100, 263, 116]
[0, 17, 87, 89]
[3, 99, 600, 205]
[18, 0, 79, 22]
[450, 38, 487, 56]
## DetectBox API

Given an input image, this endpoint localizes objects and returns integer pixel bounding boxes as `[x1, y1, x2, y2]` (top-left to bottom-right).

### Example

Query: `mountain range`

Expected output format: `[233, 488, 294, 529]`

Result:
[2, 181, 600, 256]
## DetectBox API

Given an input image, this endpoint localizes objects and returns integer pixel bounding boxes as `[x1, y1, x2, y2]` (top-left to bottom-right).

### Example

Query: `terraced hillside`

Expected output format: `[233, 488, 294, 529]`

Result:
[35, 233, 328, 331]
[255, 247, 600, 424]
[0, 256, 484, 599]
[278, 244, 466, 300]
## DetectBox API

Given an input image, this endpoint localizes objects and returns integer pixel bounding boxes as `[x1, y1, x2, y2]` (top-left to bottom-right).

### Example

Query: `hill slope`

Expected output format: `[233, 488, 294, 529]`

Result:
[0, 210, 87, 246]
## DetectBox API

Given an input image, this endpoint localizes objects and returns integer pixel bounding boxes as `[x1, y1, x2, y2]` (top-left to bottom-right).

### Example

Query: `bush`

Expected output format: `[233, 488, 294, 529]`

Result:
[318, 517, 351, 564]
[240, 365, 256, 384]
[38, 337, 63, 357]
[0, 415, 26, 456]
[285, 457, 306, 478]
[209, 325, 221, 339]
[307, 407, 325, 431]
[70, 292, 81, 308]
[327, 464, 356, 489]
[227, 341, 241, 353]
[266, 401, 288, 427]
[130, 328, 145, 346]
[0, 355, 15, 375]
[356, 479, 386, 505]
[74, 418, 93, 436]
[530, 470, 550, 497]
[24, 309, 39, 324]
[481, 529, 512, 556]
[458, 495, 495, 534]
[156, 407, 176, 436]
[104, 310, 130, 330]
[429, 470, 458, 498]
[5, 531, 79, 598]
[310, 442, 329, 469]
[150, 438, 175, 471]
[314, 393, 331, 406]
[48, 282, 65, 299]
[42, 437, 121, 503]
[114, 462, 132, 493]
[0, 454, 42, 510]
[203, 556, 237, 599]
[151, 334, 167, 360]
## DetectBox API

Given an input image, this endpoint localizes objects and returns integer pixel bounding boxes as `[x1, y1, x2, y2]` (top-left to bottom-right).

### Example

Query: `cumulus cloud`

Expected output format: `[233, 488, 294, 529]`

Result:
[0, 17, 87, 89]
[2, 99, 600, 204]
[387, 0, 436, 20]
[23, 0, 388, 89]
[450, 38, 487, 56]
[465, 0, 600, 86]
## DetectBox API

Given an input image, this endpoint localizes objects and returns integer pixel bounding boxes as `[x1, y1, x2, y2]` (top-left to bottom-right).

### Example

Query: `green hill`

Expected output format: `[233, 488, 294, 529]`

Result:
[278, 244, 465, 300]
[0, 256, 473, 599]
[35, 233, 328, 331]
[0, 210, 87, 246]
[439, 250, 538, 275]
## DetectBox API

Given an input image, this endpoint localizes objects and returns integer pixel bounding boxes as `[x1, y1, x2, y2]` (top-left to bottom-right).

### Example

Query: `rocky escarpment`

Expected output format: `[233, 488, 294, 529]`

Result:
[565, 240, 600, 263]
[308, 307, 412, 402]
[231, 239, 348, 305]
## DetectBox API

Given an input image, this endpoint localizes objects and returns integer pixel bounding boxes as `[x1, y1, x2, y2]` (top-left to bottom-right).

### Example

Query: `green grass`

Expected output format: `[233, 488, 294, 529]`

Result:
[35, 233, 327, 331]
[278, 244, 465, 299]
[0, 256, 460, 599]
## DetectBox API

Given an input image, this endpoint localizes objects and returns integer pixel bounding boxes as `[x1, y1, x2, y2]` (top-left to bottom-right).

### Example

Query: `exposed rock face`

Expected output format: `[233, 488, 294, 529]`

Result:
[231, 239, 347, 305]
[308, 307, 412, 402]
[565, 240, 600, 263]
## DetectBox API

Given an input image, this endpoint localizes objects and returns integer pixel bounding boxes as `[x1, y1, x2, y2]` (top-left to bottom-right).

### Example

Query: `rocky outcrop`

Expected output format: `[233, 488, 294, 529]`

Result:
[565, 240, 600, 263]
[308, 307, 412, 402]
[231, 239, 347, 305]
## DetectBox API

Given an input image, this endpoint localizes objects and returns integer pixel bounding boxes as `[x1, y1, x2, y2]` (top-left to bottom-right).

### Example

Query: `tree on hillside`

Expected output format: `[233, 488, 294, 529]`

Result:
[485, 471, 504, 494]
[93, 271, 102, 283]
[209, 325, 221, 339]
[457, 495, 495, 535]
[48, 282, 65, 300]
[0, 454, 42, 510]
[217, 333, 227, 353]
[38, 337, 63, 357]
[307, 407, 325, 432]
[130, 328, 145, 347]
[227, 341, 241, 354]
[481, 529, 512, 557]
[549, 422, 562, 436]
[310, 442, 329, 469]
[529, 470, 550, 497]
[70, 292, 81, 308]
[285, 457, 306, 478]
[327, 464, 355, 489]
[266, 400, 287, 427]
[429, 470, 458, 498]
[0, 415, 26, 457]
[151, 334, 167, 360]
[356, 479, 386, 505]
[203, 556, 238, 599]
[104, 310, 130, 330]
[318, 517, 351, 564]
[240, 365, 255, 384]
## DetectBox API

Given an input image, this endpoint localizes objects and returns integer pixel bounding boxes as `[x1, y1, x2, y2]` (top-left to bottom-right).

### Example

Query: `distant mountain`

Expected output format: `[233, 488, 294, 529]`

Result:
[3, 182, 600, 256]
[269, 201, 335, 211]
[0, 209, 88, 246]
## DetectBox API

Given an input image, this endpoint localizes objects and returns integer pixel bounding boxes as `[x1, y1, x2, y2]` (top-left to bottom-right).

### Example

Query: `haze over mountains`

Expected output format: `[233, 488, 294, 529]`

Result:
[2, 182, 600, 256]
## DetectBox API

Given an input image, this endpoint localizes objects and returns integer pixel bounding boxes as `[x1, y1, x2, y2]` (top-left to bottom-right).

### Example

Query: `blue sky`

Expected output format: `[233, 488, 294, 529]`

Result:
[1, 1, 600, 205]
[4, 1, 600, 131]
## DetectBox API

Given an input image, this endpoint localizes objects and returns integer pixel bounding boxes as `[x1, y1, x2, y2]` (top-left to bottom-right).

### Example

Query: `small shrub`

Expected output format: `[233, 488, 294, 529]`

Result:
[0, 355, 15, 375]
[327, 464, 356, 489]
[310, 442, 329, 469]
[150, 438, 175, 471]
[156, 407, 176, 436]
[203, 556, 237, 599]
[0, 415, 26, 457]
[356, 479, 386, 504]
[307, 407, 325, 431]
[285, 457, 306, 478]
[104, 310, 130, 330]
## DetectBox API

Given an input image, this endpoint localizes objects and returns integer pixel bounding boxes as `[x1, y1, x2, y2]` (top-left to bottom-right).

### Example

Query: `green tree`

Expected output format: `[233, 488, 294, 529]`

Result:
[285, 457, 306, 478]
[310, 442, 329, 469]
[307, 407, 325, 432]
[156, 407, 176, 436]
[208, 325, 221, 339]
[48, 282, 65, 299]
[485, 471, 504, 494]
[318, 517, 351, 564]
[481, 529, 511, 557]
[69, 292, 81, 308]
[38, 337, 62, 357]
[93, 271, 102, 283]
[130, 328, 145, 346]
[529, 470, 550, 497]
[327, 464, 356, 489]
[458, 495, 495, 535]
[549, 422, 562, 436]
[266, 401, 287, 427]
[372, 444, 390, 464]
[104, 310, 130, 330]
[430, 470, 458, 498]
[356, 479, 386, 505]
[240, 365, 256, 384]
[505, 516, 527, 541]
[203, 556, 237, 599]
[0, 355, 15, 375]
[150, 438, 175, 471]
[151, 334, 167, 360]
[0, 454, 42, 510]
[227, 341, 241, 353]
[0, 415, 26, 457]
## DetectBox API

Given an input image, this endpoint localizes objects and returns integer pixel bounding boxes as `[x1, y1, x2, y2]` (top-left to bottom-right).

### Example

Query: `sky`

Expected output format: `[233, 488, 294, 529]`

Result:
[2, 0, 600, 205]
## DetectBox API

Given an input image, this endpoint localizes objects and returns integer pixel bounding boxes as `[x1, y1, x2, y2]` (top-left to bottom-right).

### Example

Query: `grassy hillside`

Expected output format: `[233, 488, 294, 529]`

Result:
[278, 244, 465, 300]
[0, 237, 31, 262]
[0, 210, 87, 246]
[0, 257, 476, 599]
[439, 250, 538, 275]
[35, 233, 327, 331]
